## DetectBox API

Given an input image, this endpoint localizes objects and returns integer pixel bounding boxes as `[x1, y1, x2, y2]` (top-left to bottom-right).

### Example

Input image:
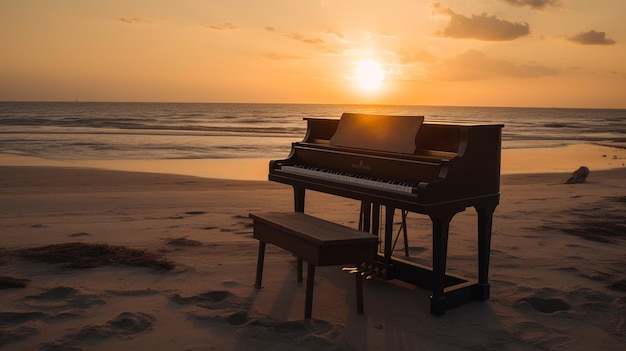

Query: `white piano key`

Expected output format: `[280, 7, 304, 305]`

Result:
[279, 165, 415, 194]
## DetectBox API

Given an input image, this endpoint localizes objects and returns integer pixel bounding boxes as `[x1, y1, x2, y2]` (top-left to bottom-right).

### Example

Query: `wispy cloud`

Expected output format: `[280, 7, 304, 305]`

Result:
[432, 2, 530, 41]
[396, 48, 436, 65]
[262, 52, 308, 60]
[264, 26, 275, 32]
[432, 50, 557, 80]
[501, 0, 562, 10]
[118, 17, 170, 25]
[119, 17, 142, 24]
[323, 30, 345, 40]
[567, 30, 616, 45]
[285, 33, 325, 45]
[201, 22, 240, 31]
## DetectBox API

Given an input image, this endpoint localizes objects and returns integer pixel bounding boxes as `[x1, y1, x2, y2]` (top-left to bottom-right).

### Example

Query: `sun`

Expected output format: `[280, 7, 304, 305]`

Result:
[354, 60, 385, 91]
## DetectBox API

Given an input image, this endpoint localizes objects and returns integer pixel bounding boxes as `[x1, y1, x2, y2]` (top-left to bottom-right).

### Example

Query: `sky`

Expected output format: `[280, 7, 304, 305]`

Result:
[1, 0, 625, 108]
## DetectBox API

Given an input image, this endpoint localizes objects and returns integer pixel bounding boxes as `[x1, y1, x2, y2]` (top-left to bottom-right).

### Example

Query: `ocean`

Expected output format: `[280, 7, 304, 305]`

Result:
[1, 102, 625, 161]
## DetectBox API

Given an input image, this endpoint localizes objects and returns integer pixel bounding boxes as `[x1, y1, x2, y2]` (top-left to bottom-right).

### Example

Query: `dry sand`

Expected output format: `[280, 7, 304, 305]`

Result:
[1, 144, 625, 350]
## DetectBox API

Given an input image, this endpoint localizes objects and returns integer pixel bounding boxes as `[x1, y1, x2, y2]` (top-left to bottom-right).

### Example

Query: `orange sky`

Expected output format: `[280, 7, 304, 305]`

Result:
[1, 0, 625, 108]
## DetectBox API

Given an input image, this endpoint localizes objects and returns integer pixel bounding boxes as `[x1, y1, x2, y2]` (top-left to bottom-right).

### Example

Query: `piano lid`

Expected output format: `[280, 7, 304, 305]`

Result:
[329, 113, 424, 154]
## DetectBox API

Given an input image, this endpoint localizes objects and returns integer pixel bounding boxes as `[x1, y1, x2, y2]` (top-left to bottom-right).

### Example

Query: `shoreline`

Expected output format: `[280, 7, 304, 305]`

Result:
[1, 143, 625, 180]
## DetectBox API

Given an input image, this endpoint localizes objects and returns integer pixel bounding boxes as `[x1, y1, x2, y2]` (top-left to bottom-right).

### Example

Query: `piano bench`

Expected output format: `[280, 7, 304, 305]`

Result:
[249, 212, 377, 319]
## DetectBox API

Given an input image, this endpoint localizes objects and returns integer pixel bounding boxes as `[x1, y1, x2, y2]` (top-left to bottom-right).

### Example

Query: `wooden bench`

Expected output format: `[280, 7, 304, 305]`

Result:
[250, 212, 378, 319]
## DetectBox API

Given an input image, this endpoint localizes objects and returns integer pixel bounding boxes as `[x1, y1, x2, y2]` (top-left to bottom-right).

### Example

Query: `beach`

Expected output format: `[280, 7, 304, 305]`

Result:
[1, 144, 625, 350]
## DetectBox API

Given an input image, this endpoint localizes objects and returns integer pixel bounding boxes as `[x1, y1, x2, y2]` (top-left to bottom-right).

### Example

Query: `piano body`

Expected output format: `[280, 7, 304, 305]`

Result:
[269, 113, 503, 315]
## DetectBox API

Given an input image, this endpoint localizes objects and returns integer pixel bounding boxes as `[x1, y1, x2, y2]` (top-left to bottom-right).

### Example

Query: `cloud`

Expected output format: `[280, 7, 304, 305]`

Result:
[432, 50, 557, 80]
[323, 30, 345, 40]
[119, 17, 142, 24]
[118, 17, 170, 25]
[264, 26, 275, 31]
[397, 48, 436, 65]
[285, 33, 325, 45]
[201, 22, 239, 31]
[567, 30, 616, 45]
[432, 2, 530, 41]
[262, 52, 308, 60]
[501, 0, 561, 10]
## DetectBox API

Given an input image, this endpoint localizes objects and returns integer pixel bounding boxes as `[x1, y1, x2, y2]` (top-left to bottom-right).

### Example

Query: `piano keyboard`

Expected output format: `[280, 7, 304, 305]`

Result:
[279, 165, 415, 194]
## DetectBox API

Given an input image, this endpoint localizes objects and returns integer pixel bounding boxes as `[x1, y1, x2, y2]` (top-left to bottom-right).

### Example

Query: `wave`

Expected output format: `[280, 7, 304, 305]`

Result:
[1, 102, 625, 160]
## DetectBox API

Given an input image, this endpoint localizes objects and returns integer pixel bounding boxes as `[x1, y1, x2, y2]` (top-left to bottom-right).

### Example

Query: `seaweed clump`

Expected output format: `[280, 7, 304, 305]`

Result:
[15, 243, 174, 270]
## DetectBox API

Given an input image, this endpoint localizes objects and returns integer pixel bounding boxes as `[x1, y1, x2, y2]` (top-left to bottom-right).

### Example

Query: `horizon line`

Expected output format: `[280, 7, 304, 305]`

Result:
[0, 100, 624, 110]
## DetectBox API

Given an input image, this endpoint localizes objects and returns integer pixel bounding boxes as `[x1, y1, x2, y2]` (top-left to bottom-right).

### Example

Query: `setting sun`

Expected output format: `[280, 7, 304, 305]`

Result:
[354, 60, 385, 91]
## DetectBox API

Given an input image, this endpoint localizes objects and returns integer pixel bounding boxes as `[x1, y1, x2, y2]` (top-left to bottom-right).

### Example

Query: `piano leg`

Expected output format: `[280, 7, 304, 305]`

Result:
[359, 201, 372, 232]
[293, 186, 306, 282]
[293, 185, 305, 213]
[429, 211, 455, 316]
[372, 204, 380, 237]
[475, 202, 497, 300]
[401, 210, 409, 256]
[384, 206, 395, 264]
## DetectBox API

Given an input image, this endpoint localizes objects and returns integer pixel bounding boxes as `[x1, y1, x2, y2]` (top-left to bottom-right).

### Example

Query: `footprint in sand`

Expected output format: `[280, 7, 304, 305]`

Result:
[69, 232, 90, 237]
[169, 211, 207, 220]
[0, 311, 49, 325]
[22, 286, 106, 311]
[518, 296, 571, 313]
[607, 279, 626, 292]
[105, 288, 161, 297]
[236, 318, 352, 349]
[68, 312, 155, 340]
[0, 276, 30, 289]
[164, 237, 203, 247]
[184, 211, 207, 215]
[30, 224, 48, 228]
[0, 318, 41, 346]
[170, 291, 353, 349]
[170, 290, 234, 306]
[0, 311, 75, 347]
[171, 290, 252, 326]
[188, 309, 250, 326]
[40, 312, 155, 349]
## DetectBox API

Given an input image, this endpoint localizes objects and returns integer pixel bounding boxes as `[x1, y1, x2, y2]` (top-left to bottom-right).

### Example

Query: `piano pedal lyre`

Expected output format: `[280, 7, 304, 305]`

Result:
[342, 263, 384, 280]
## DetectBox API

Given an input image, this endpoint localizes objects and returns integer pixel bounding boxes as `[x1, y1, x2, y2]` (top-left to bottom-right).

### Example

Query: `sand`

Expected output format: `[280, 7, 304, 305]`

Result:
[1, 144, 625, 350]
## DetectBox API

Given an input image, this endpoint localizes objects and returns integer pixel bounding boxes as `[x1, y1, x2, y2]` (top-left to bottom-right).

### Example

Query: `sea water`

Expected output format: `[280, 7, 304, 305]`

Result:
[1, 102, 624, 161]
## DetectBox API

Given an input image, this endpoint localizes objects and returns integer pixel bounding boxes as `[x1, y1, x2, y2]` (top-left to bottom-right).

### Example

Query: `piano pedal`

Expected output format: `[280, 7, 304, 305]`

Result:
[341, 267, 360, 274]
[342, 264, 374, 276]
[342, 263, 386, 280]
[365, 267, 387, 280]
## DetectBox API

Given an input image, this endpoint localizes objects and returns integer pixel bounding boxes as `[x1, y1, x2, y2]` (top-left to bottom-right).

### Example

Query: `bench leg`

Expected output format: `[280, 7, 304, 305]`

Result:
[356, 271, 364, 314]
[255, 241, 266, 288]
[297, 258, 303, 283]
[305, 263, 315, 319]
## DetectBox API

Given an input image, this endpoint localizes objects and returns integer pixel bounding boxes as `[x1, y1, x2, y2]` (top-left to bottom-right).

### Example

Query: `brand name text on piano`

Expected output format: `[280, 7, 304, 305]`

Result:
[352, 160, 372, 171]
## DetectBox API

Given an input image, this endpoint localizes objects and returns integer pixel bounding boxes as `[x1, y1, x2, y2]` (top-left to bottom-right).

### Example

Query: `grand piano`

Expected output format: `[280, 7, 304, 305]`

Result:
[269, 113, 503, 315]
